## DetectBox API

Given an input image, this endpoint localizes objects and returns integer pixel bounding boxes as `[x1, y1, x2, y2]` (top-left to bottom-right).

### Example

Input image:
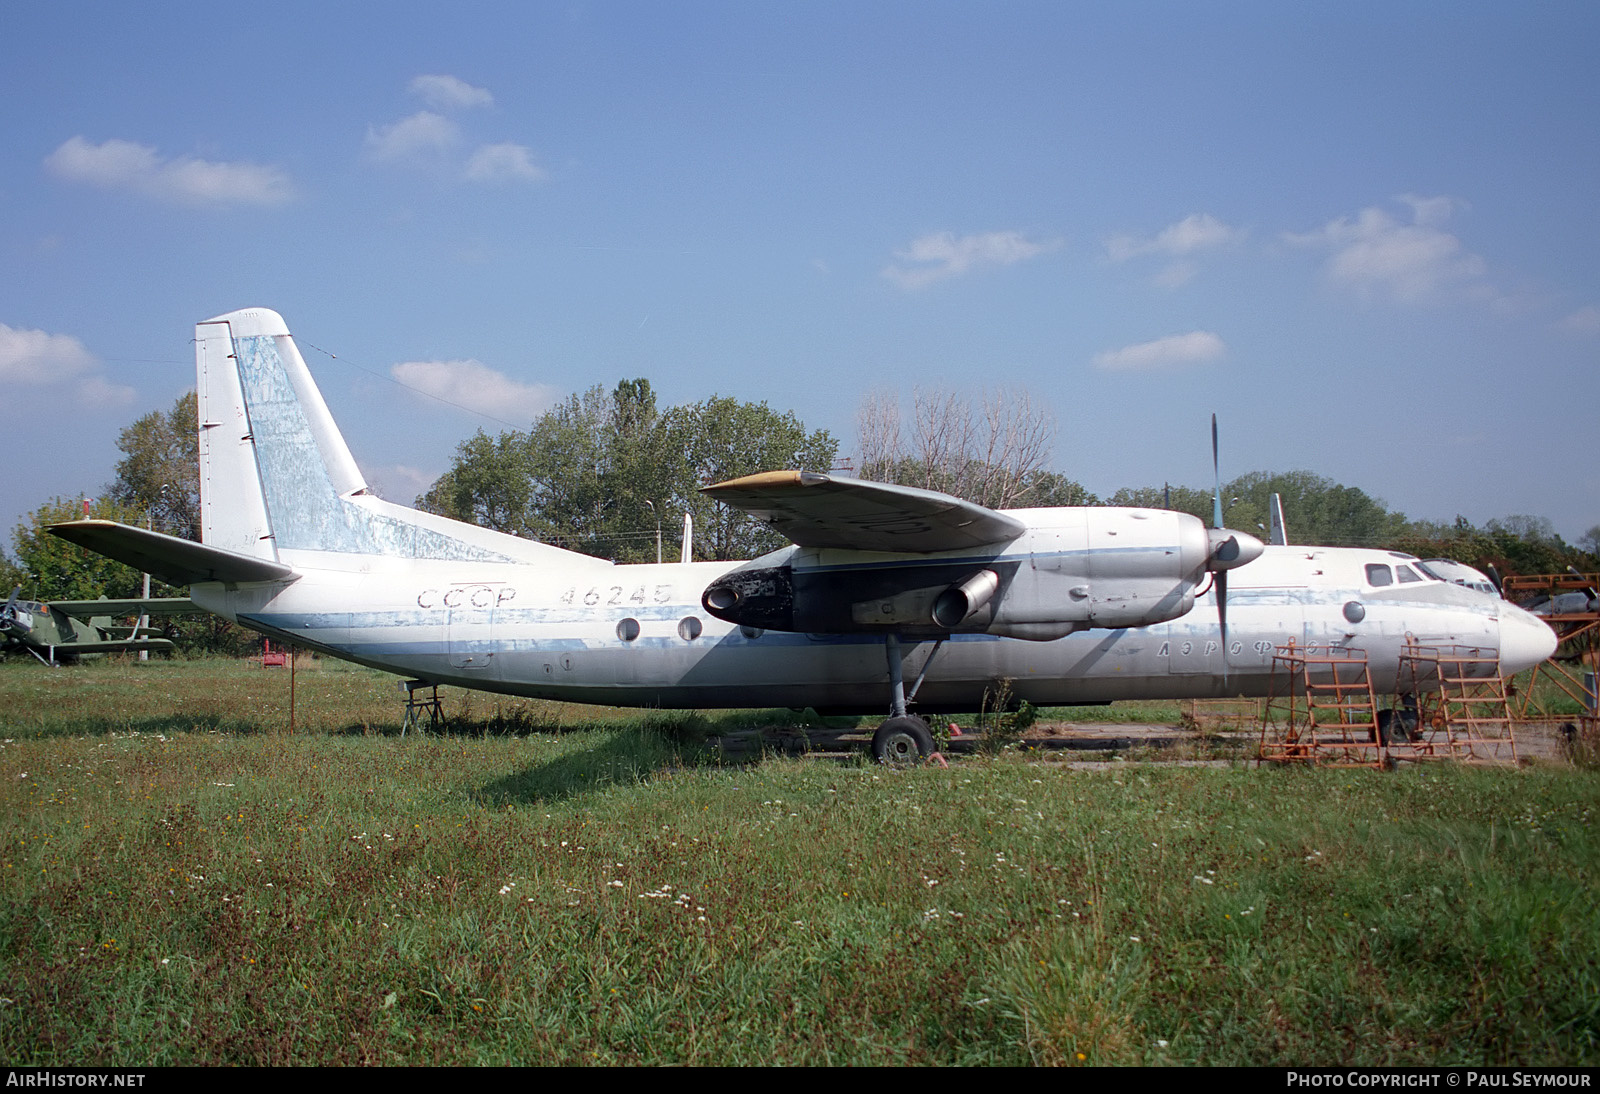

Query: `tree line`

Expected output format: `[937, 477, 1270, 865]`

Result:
[6, 384, 1597, 652]
[416, 379, 838, 563]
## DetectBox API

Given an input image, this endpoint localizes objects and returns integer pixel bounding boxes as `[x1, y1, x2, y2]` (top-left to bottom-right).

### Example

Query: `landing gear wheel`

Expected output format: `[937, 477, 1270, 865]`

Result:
[872, 715, 935, 766]
[1376, 708, 1419, 745]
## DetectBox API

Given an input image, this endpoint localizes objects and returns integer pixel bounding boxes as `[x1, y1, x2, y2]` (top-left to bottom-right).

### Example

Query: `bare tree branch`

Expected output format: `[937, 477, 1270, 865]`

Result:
[854, 384, 1062, 508]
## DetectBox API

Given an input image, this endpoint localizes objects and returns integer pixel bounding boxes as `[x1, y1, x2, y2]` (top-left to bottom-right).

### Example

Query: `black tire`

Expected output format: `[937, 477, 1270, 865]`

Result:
[1377, 708, 1419, 745]
[872, 716, 935, 766]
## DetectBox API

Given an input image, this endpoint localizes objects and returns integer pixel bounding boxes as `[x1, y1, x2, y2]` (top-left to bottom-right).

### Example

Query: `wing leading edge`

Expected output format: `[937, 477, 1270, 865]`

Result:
[45, 597, 197, 618]
[702, 471, 1026, 553]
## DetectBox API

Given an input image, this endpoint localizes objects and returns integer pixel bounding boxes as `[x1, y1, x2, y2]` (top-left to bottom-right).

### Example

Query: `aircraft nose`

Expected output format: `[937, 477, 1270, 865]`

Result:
[1499, 606, 1558, 674]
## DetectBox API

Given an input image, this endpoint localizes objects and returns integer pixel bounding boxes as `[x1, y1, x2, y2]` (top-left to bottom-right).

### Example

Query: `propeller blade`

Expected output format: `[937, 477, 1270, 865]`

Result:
[1486, 563, 1504, 597]
[1211, 414, 1223, 529]
[1205, 415, 1258, 688]
[1567, 565, 1598, 601]
[0, 587, 23, 639]
[1216, 570, 1228, 666]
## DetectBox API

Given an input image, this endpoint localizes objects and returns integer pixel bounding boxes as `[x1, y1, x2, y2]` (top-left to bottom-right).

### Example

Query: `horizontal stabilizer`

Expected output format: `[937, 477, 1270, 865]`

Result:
[703, 471, 1026, 553]
[47, 521, 298, 587]
[46, 597, 197, 618]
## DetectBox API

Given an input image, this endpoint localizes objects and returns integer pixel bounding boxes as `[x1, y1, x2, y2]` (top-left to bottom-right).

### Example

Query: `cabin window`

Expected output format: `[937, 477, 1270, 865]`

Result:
[678, 616, 702, 641]
[1396, 565, 1422, 583]
[1365, 564, 1394, 587]
[616, 617, 640, 642]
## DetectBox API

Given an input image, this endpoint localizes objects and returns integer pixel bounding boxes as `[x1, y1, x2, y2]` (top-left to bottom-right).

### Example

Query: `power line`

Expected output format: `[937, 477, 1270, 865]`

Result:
[298, 338, 529, 432]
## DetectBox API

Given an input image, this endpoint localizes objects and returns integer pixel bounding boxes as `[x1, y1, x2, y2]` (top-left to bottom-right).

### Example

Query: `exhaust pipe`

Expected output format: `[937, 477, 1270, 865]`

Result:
[932, 569, 1000, 629]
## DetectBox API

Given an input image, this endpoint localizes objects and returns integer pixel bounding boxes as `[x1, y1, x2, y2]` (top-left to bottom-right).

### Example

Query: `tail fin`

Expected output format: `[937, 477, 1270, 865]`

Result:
[194, 308, 532, 566]
[196, 308, 362, 558]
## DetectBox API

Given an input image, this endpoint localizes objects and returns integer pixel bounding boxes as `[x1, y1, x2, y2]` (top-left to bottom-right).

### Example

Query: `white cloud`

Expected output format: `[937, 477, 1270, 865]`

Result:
[409, 74, 493, 111]
[1152, 261, 1198, 289]
[0, 323, 95, 384]
[464, 142, 546, 184]
[882, 230, 1059, 290]
[362, 463, 438, 504]
[1559, 305, 1600, 336]
[73, 376, 137, 408]
[390, 359, 557, 422]
[365, 111, 459, 162]
[0, 323, 134, 407]
[44, 137, 292, 207]
[1285, 195, 1487, 303]
[1106, 213, 1238, 263]
[1093, 331, 1226, 371]
[1106, 214, 1239, 289]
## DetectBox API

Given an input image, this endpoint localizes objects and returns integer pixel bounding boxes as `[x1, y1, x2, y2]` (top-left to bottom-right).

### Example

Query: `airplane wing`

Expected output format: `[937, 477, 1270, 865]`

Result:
[45, 597, 197, 618]
[45, 637, 177, 655]
[47, 521, 297, 586]
[702, 471, 1026, 553]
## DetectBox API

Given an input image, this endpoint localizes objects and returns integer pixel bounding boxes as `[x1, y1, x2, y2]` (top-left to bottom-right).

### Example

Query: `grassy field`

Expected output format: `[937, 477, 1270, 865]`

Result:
[0, 657, 1595, 1065]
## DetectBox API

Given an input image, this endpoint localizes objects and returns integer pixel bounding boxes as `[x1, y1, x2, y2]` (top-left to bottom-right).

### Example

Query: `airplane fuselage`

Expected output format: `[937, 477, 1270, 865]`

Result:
[49, 307, 1557, 729]
[193, 538, 1548, 714]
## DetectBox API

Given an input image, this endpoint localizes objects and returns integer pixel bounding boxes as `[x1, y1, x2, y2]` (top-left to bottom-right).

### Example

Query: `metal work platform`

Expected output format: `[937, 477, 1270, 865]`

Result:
[1394, 643, 1517, 764]
[1259, 641, 1384, 766]
[1502, 571, 1600, 726]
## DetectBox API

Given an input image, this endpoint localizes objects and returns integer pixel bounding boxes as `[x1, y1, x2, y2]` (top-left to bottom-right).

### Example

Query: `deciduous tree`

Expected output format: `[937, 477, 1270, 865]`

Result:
[857, 386, 1092, 509]
[675, 396, 839, 560]
[110, 392, 200, 540]
[9, 496, 146, 601]
[419, 380, 836, 562]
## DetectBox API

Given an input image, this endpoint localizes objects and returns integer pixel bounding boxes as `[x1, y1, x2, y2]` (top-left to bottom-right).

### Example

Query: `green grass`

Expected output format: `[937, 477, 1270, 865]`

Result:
[0, 657, 1596, 1065]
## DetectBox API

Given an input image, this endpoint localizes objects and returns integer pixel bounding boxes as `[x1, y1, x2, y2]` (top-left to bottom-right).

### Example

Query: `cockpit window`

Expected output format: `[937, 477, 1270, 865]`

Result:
[1365, 563, 1394, 587]
[1396, 565, 1422, 583]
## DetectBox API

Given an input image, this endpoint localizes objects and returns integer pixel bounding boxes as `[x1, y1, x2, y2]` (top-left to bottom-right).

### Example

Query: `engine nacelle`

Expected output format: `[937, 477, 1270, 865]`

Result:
[700, 507, 1261, 640]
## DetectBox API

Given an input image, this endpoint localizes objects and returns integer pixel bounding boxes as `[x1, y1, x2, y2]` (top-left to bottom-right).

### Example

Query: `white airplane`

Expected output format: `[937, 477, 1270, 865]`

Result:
[51, 308, 1557, 762]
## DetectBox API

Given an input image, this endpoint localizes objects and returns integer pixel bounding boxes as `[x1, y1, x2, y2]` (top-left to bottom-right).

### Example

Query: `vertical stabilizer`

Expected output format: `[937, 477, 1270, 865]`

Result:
[196, 311, 277, 559]
[194, 308, 534, 566]
[198, 307, 369, 557]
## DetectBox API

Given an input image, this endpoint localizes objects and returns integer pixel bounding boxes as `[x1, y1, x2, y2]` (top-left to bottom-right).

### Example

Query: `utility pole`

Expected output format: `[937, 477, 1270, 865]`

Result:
[643, 500, 661, 564]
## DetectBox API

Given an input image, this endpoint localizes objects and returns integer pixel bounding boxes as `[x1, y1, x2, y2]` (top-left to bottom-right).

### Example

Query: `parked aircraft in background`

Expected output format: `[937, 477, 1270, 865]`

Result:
[1, 587, 194, 665]
[1418, 558, 1500, 597]
[48, 309, 1557, 761]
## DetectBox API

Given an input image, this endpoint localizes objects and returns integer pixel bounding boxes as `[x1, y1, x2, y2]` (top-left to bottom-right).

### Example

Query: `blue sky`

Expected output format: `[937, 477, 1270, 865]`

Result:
[4, 1, 1597, 549]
